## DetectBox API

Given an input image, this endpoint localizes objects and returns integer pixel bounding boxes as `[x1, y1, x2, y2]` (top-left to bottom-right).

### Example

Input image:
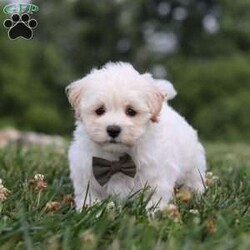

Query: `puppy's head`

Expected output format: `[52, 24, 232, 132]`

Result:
[66, 62, 166, 153]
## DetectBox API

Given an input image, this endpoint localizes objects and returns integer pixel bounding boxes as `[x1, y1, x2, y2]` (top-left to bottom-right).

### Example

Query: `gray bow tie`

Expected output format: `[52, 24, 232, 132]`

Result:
[92, 154, 136, 186]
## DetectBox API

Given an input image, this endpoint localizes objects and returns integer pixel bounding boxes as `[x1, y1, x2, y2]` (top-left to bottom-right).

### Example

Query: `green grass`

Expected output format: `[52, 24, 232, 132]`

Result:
[0, 143, 249, 250]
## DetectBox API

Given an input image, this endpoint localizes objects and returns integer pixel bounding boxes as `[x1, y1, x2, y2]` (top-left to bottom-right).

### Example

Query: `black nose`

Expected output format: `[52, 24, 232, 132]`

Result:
[107, 125, 121, 138]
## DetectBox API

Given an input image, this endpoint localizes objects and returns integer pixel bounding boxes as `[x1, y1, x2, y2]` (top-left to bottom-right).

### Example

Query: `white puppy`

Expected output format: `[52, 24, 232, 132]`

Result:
[67, 62, 206, 210]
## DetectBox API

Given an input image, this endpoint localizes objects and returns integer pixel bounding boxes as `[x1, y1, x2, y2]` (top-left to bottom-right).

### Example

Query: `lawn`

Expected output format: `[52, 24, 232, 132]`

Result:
[0, 143, 249, 249]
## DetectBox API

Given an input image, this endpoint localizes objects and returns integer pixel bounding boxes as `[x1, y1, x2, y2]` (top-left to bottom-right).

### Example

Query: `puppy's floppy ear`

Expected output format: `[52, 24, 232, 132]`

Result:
[147, 87, 166, 123]
[142, 73, 166, 123]
[154, 79, 177, 101]
[143, 73, 177, 101]
[66, 79, 85, 120]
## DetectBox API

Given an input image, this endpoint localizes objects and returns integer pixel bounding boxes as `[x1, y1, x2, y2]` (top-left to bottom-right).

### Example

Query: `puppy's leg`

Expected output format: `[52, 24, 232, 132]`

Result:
[69, 145, 101, 211]
[181, 146, 206, 194]
[72, 175, 101, 211]
[146, 179, 175, 210]
[71, 171, 90, 211]
[69, 162, 92, 210]
[181, 167, 206, 194]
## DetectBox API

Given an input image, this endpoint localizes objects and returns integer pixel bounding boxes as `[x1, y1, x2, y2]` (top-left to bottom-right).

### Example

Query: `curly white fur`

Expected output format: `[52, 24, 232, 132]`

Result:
[67, 62, 206, 210]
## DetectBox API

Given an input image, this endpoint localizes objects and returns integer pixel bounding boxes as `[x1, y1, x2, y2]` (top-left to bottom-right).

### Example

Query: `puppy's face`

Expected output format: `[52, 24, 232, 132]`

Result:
[67, 63, 165, 153]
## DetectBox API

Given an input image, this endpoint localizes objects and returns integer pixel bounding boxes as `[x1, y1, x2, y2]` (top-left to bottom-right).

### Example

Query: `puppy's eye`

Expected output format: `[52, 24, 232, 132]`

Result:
[95, 106, 105, 116]
[126, 107, 137, 117]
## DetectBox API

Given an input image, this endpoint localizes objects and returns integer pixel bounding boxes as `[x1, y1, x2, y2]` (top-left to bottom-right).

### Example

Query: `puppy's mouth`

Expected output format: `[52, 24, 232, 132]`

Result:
[103, 138, 126, 145]
[108, 139, 120, 144]
[101, 139, 131, 153]
[106, 139, 134, 148]
[97, 139, 133, 148]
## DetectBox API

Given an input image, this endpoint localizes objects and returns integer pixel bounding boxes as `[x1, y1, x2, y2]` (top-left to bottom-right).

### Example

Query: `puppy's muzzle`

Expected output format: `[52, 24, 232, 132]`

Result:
[107, 125, 121, 138]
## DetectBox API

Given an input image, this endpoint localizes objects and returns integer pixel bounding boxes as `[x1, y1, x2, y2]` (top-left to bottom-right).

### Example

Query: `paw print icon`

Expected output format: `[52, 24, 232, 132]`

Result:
[3, 13, 38, 40]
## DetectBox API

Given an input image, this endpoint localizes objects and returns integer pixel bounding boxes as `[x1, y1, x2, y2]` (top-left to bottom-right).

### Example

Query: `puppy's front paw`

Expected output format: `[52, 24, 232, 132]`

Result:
[75, 196, 101, 212]
[146, 189, 173, 211]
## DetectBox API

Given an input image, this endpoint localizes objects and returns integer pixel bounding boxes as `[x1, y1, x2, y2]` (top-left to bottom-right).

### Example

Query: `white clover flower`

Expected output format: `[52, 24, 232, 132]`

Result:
[30, 174, 47, 190]
[175, 190, 192, 203]
[45, 201, 61, 212]
[34, 174, 45, 180]
[106, 201, 115, 210]
[0, 179, 11, 201]
[189, 209, 199, 215]
[206, 172, 213, 178]
[206, 171, 220, 186]
[162, 204, 182, 223]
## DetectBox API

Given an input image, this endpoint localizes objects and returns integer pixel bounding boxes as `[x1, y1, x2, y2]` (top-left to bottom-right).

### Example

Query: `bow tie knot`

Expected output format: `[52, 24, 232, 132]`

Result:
[92, 154, 136, 186]
[110, 161, 122, 173]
